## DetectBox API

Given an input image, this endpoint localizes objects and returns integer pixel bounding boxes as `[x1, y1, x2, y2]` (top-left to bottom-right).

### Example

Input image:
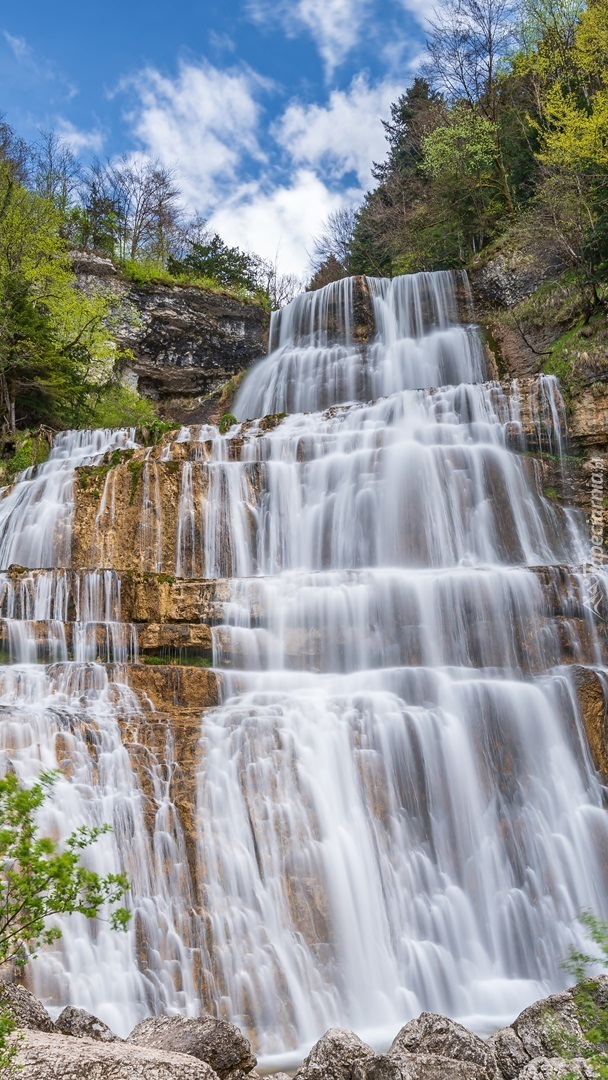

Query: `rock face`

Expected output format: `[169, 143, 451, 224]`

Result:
[128, 1015, 257, 1079]
[16, 1028, 220, 1079]
[0, 983, 55, 1032]
[388, 1013, 499, 1079]
[72, 251, 269, 421]
[469, 240, 565, 311]
[55, 1005, 120, 1042]
[294, 1027, 375, 1080]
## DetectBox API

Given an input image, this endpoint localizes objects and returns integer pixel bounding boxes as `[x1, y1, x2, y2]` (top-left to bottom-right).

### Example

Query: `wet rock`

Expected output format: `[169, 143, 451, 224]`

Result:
[55, 1004, 119, 1041]
[486, 1026, 529, 1079]
[0, 983, 55, 1032]
[388, 1013, 499, 1079]
[128, 1015, 256, 1079]
[17, 1028, 220, 1079]
[294, 1028, 375, 1080]
[518, 1057, 596, 1079]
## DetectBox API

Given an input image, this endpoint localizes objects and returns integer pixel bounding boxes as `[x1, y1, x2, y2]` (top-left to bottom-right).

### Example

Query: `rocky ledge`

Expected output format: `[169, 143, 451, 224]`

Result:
[72, 251, 270, 422]
[1, 978, 606, 1079]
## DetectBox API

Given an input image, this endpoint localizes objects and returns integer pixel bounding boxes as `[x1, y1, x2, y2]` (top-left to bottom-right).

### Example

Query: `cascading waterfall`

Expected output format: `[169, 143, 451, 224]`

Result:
[0, 272, 606, 1065]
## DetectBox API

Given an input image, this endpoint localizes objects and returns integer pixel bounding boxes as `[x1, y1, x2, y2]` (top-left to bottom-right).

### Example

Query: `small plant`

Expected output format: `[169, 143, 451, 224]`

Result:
[557, 912, 608, 1078]
[0, 771, 129, 1072]
[219, 413, 238, 435]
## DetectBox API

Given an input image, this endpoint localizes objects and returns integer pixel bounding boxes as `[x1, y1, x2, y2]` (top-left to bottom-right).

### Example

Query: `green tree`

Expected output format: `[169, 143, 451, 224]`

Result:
[168, 234, 260, 291]
[0, 771, 129, 1071]
[0, 162, 116, 432]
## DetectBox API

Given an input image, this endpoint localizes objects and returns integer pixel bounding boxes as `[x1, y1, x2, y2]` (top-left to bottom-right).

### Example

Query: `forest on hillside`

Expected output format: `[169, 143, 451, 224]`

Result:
[313, 0, 608, 329]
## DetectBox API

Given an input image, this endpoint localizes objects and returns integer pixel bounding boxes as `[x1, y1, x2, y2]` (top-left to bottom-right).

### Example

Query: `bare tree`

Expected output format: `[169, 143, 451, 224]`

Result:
[311, 207, 357, 274]
[80, 157, 183, 262]
[425, 0, 516, 121]
[32, 131, 81, 216]
[0, 115, 30, 183]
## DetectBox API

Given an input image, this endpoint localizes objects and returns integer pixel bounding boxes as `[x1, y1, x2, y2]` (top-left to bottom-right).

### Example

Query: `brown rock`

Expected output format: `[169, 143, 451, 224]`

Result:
[388, 1013, 499, 1079]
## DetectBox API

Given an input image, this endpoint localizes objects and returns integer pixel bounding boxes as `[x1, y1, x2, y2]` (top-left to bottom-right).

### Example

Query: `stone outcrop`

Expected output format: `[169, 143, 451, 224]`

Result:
[4, 978, 608, 1080]
[0, 983, 55, 1032]
[294, 1027, 375, 1079]
[55, 1005, 120, 1042]
[128, 1015, 257, 1078]
[16, 1028, 220, 1079]
[72, 251, 269, 421]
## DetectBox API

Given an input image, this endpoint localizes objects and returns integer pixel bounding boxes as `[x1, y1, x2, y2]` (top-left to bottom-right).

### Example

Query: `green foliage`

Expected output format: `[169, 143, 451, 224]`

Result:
[557, 912, 608, 1078]
[219, 413, 238, 434]
[0, 771, 130, 973]
[168, 234, 259, 292]
[0, 771, 129, 1072]
[84, 383, 157, 430]
[0, 1009, 19, 1074]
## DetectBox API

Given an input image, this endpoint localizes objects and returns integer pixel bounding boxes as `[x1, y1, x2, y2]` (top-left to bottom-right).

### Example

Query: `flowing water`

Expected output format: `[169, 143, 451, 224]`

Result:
[0, 272, 606, 1065]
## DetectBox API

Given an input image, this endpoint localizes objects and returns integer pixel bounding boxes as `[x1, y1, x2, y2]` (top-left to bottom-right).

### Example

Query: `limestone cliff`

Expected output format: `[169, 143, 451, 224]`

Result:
[72, 252, 269, 422]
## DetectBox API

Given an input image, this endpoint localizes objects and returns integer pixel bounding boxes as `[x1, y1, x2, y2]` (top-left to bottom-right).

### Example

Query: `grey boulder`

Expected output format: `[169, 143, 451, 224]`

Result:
[128, 1015, 256, 1079]
[0, 983, 54, 1032]
[486, 1026, 530, 1079]
[388, 1012, 499, 1079]
[17, 1028, 220, 1079]
[294, 1028, 375, 1080]
[518, 1056, 597, 1079]
[55, 1005, 119, 1042]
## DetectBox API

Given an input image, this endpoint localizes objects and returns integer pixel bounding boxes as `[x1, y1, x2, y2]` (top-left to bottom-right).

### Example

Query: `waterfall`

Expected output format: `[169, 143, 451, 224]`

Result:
[0, 271, 606, 1064]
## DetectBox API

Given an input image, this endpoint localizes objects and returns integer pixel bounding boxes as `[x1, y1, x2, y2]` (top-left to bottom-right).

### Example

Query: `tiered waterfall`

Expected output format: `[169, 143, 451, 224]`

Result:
[0, 271, 607, 1066]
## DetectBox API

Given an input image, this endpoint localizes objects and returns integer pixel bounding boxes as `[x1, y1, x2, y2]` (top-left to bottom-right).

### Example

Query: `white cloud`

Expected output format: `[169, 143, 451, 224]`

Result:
[120, 59, 269, 204]
[209, 169, 358, 276]
[119, 58, 396, 276]
[3, 31, 30, 63]
[248, 0, 371, 77]
[56, 119, 104, 155]
[276, 73, 399, 186]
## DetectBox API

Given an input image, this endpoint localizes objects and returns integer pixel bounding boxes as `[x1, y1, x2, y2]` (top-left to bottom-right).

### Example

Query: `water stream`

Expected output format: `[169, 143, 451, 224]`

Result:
[0, 272, 606, 1065]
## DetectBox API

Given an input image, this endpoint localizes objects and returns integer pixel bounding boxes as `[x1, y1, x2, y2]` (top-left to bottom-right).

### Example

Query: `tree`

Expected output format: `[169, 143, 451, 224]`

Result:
[78, 157, 182, 262]
[421, 105, 505, 254]
[311, 208, 357, 275]
[0, 163, 117, 432]
[31, 131, 81, 220]
[168, 234, 260, 291]
[0, 770, 129, 1071]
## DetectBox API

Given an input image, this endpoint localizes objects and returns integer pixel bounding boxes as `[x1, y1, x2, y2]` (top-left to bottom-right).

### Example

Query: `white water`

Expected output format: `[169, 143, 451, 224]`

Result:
[0, 272, 606, 1063]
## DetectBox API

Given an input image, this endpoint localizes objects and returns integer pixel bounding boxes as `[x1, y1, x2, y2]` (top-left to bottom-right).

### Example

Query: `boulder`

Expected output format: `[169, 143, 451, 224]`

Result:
[17, 1028, 220, 1079]
[55, 1005, 119, 1042]
[294, 1028, 375, 1080]
[128, 1015, 256, 1079]
[355, 1053, 489, 1079]
[513, 988, 590, 1060]
[388, 1013, 499, 1079]
[0, 983, 54, 1032]
[518, 1056, 597, 1079]
[486, 1026, 530, 1079]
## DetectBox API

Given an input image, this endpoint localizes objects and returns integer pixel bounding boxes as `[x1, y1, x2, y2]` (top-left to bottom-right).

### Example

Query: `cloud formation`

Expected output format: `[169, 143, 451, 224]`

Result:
[120, 59, 396, 275]
[248, 0, 371, 77]
[120, 60, 268, 204]
[276, 73, 398, 186]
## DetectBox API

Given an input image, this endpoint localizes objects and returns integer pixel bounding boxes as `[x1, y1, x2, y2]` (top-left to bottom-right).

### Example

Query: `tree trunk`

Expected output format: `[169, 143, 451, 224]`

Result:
[0, 373, 15, 434]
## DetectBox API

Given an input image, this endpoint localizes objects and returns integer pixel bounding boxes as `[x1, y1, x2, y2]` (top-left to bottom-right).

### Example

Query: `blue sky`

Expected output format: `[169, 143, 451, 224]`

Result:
[1, 0, 427, 274]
